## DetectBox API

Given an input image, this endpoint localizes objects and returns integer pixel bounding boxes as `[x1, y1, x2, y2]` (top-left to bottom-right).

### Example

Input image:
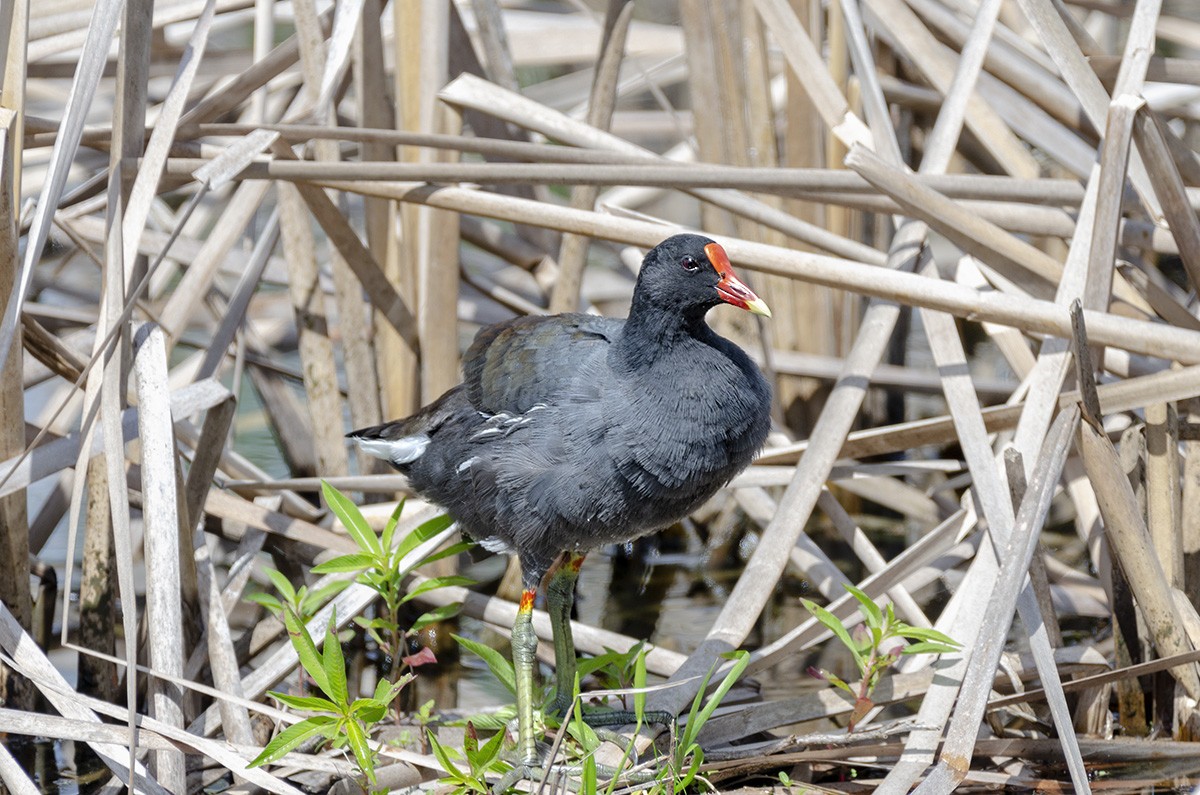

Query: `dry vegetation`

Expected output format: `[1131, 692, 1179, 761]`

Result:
[4, 0, 1200, 792]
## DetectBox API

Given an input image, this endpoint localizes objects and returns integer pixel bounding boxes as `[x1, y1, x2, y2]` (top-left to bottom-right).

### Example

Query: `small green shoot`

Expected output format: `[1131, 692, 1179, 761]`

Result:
[249, 608, 410, 790]
[313, 481, 473, 684]
[428, 722, 508, 794]
[670, 649, 749, 793]
[245, 568, 351, 626]
[802, 584, 961, 730]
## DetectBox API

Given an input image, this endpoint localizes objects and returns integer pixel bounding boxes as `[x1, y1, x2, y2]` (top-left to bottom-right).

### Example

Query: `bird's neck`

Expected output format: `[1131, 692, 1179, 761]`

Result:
[611, 297, 712, 372]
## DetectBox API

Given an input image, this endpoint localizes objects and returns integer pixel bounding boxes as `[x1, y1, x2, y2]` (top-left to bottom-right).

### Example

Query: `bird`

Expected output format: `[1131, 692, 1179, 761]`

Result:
[348, 233, 772, 778]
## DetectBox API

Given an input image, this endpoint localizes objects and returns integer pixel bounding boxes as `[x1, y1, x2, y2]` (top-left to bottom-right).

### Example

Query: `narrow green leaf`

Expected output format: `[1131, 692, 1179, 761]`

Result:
[380, 499, 405, 553]
[282, 607, 330, 696]
[344, 719, 376, 783]
[674, 748, 704, 793]
[825, 673, 854, 694]
[410, 603, 462, 632]
[898, 626, 962, 647]
[801, 598, 858, 657]
[453, 634, 515, 695]
[412, 540, 474, 569]
[323, 480, 383, 557]
[393, 513, 454, 566]
[354, 616, 397, 632]
[633, 647, 647, 721]
[247, 716, 335, 768]
[312, 553, 378, 574]
[575, 651, 625, 680]
[844, 583, 882, 630]
[680, 664, 715, 750]
[582, 754, 597, 795]
[268, 692, 339, 712]
[692, 651, 748, 733]
[322, 613, 349, 708]
[301, 579, 352, 612]
[244, 593, 283, 613]
[399, 575, 475, 605]
[264, 568, 296, 602]
[478, 726, 505, 766]
[428, 730, 464, 777]
[903, 641, 961, 655]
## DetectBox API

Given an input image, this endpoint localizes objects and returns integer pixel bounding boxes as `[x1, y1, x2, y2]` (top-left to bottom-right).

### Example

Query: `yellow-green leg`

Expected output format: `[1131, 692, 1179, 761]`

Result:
[547, 552, 585, 716]
[512, 587, 540, 767]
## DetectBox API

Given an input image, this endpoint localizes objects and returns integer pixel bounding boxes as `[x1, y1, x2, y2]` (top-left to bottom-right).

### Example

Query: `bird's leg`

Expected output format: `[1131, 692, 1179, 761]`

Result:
[545, 552, 675, 731]
[546, 551, 585, 717]
[511, 587, 541, 768]
[495, 585, 562, 794]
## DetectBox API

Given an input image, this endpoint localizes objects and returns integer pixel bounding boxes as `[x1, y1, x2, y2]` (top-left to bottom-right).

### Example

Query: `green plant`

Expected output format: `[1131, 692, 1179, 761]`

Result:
[574, 642, 650, 711]
[249, 608, 409, 791]
[428, 721, 509, 794]
[447, 638, 748, 794]
[246, 568, 351, 626]
[245, 569, 351, 695]
[802, 584, 961, 731]
[667, 649, 750, 793]
[313, 481, 472, 684]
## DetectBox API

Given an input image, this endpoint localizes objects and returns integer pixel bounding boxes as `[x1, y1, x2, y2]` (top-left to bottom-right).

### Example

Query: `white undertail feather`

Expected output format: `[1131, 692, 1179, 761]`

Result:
[354, 434, 430, 465]
[479, 536, 514, 555]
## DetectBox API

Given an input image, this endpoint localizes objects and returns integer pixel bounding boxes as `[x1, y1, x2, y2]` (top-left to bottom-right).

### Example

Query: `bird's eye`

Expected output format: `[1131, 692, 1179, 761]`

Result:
[681, 256, 700, 272]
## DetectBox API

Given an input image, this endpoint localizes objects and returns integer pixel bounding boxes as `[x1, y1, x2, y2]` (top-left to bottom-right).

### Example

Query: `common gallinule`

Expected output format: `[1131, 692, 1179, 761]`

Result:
[349, 233, 772, 776]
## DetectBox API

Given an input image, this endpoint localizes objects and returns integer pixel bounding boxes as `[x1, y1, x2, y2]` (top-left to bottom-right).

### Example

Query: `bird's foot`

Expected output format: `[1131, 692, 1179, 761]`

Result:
[491, 759, 585, 795]
[491, 755, 655, 794]
[548, 696, 675, 730]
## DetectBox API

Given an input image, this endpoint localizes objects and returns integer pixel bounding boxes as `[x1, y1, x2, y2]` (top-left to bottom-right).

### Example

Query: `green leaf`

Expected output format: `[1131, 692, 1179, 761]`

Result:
[301, 579, 352, 612]
[380, 499, 405, 554]
[575, 650, 626, 681]
[323, 480, 383, 557]
[903, 641, 961, 655]
[674, 747, 704, 793]
[454, 635, 516, 695]
[312, 553, 379, 574]
[445, 710, 511, 731]
[412, 540, 474, 569]
[410, 603, 462, 632]
[247, 716, 336, 768]
[282, 607, 330, 696]
[844, 583, 882, 630]
[354, 616, 398, 632]
[344, 718, 376, 783]
[244, 593, 283, 613]
[897, 626, 961, 647]
[352, 698, 388, 724]
[691, 651, 749, 734]
[824, 673, 854, 694]
[393, 513, 455, 566]
[633, 646, 647, 721]
[477, 726, 505, 767]
[801, 598, 859, 660]
[428, 730, 464, 777]
[372, 674, 412, 706]
[322, 613, 349, 708]
[264, 568, 296, 603]
[268, 692, 339, 713]
[582, 754, 597, 795]
[399, 575, 476, 605]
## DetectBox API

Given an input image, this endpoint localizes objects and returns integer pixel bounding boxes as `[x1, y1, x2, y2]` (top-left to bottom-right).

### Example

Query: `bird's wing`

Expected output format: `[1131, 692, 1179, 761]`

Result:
[463, 313, 619, 414]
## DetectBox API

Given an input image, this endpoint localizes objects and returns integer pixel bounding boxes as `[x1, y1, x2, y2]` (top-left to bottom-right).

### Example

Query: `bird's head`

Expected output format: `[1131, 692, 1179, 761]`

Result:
[636, 234, 771, 319]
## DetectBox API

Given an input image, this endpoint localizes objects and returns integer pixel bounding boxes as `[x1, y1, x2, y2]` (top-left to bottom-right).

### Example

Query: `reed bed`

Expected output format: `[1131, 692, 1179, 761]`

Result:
[2, 0, 1200, 792]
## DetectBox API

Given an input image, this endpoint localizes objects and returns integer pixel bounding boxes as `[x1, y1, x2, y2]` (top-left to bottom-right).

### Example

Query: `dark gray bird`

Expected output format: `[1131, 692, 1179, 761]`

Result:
[349, 233, 772, 777]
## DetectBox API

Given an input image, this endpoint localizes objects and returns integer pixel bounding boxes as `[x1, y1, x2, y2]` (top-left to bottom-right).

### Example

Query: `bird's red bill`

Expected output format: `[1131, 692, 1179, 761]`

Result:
[704, 243, 772, 318]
